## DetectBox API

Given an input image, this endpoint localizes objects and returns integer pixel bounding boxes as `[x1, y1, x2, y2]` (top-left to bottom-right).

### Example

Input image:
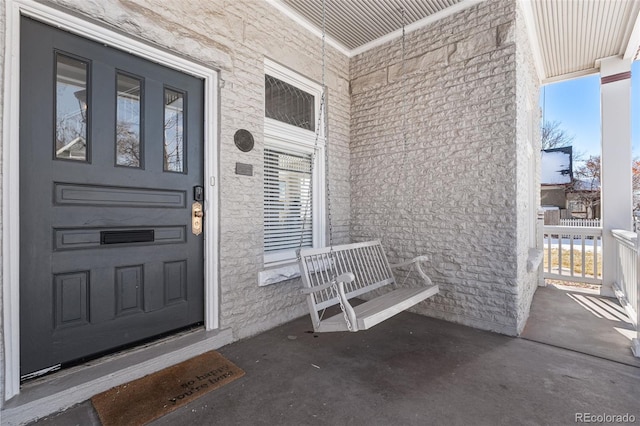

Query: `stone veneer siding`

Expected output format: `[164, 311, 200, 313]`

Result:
[0, 0, 542, 404]
[514, 1, 542, 334]
[349, 0, 539, 335]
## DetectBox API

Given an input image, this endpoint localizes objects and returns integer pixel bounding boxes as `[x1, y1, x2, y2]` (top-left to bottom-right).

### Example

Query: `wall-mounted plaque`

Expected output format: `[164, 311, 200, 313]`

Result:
[235, 162, 253, 176]
[234, 129, 254, 152]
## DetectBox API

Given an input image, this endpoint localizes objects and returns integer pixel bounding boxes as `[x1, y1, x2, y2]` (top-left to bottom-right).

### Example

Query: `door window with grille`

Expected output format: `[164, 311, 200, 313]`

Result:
[263, 60, 324, 265]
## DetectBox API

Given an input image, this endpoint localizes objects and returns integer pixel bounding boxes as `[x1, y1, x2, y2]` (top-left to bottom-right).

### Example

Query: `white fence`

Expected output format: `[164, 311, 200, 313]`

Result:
[611, 229, 640, 357]
[542, 225, 603, 285]
[559, 218, 601, 227]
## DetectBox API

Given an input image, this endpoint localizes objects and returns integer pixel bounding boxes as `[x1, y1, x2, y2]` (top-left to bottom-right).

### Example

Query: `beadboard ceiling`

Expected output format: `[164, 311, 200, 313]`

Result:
[268, 0, 640, 83]
[525, 0, 640, 82]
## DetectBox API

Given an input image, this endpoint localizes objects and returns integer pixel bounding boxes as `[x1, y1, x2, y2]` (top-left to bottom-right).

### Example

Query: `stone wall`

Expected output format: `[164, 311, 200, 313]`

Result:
[0, 0, 545, 406]
[350, 0, 531, 335]
[514, 1, 542, 334]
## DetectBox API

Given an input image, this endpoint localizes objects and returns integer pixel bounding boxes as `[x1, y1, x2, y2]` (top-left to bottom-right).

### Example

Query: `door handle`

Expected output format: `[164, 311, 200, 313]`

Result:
[192, 202, 203, 235]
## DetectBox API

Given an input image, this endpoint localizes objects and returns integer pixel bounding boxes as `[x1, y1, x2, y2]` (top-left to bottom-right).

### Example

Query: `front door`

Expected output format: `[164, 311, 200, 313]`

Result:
[19, 17, 205, 376]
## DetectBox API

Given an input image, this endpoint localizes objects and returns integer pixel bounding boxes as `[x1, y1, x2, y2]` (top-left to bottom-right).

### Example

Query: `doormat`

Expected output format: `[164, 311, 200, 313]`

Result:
[92, 350, 244, 426]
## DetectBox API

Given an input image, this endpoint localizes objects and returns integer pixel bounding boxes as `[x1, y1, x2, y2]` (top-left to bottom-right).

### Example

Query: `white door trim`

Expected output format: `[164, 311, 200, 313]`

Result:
[2, 0, 220, 401]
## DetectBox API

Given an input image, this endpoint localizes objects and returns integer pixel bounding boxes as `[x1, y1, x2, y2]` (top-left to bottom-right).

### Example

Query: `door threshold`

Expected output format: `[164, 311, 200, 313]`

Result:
[2, 327, 233, 425]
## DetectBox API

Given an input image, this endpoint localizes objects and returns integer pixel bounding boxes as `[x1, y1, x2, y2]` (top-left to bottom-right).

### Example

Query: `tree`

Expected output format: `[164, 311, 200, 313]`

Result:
[541, 120, 574, 150]
[633, 158, 640, 211]
[116, 122, 141, 167]
[567, 155, 600, 219]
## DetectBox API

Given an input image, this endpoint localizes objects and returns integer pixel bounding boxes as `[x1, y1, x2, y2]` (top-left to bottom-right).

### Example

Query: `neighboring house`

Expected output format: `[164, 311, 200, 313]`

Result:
[540, 146, 601, 220]
[567, 178, 601, 219]
[0, 0, 637, 422]
[540, 146, 572, 219]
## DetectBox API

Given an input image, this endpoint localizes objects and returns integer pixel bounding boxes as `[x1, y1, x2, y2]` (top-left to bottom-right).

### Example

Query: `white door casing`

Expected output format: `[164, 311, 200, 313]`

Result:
[2, 0, 220, 400]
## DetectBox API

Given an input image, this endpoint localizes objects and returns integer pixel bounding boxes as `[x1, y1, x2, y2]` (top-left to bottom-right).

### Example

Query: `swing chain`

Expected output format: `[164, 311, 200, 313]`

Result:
[401, 7, 408, 149]
[322, 0, 337, 283]
[318, 0, 348, 330]
[296, 93, 326, 260]
[293, 0, 349, 330]
[297, 0, 332, 261]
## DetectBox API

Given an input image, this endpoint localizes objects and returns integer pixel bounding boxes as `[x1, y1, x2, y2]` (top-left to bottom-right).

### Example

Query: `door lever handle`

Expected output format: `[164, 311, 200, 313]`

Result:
[192, 202, 203, 235]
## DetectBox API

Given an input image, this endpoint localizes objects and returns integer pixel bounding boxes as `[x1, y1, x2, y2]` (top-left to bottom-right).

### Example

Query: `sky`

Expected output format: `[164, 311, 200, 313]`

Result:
[540, 60, 640, 160]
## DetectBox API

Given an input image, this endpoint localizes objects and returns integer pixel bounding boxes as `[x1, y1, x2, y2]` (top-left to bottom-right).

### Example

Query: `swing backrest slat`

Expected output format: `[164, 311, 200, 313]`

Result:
[298, 240, 395, 311]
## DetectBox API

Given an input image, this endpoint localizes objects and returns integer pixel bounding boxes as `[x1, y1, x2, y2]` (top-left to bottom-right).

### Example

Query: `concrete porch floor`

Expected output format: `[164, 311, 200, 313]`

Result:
[30, 295, 639, 426]
[522, 284, 640, 368]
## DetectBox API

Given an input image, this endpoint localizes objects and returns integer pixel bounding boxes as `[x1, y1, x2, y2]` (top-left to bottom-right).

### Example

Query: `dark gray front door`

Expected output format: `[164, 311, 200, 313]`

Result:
[19, 17, 205, 376]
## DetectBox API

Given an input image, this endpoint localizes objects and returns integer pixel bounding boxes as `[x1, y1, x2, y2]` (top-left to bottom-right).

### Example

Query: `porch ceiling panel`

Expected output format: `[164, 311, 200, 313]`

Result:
[276, 0, 470, 53]
[530, 0, 640, 82]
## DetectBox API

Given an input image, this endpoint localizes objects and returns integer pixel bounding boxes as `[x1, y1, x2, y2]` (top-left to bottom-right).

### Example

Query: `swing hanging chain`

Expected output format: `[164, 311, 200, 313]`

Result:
[319, 0, 349, 331]
[400, 7, 410, 218]
[402, 8, 407, 150]
[297, 91, 326, 259]
[382, 8, 409, 246]
[293, 0, 349, 330]
[297, 0, 335, 261]
[321, 0, 334, 252]
[402, 9, 421, 262]
[296, 0, 327, 259]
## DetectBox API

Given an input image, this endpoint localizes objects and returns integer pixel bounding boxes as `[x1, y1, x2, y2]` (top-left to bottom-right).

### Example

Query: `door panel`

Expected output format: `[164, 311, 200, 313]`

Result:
[20, 17, 205, 376]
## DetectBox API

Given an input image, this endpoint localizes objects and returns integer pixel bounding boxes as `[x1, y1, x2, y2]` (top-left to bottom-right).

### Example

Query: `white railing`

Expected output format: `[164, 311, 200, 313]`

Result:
[542, 226, 603, 285]
[611, 229, 640, 357]
[560, 218, 601, 227]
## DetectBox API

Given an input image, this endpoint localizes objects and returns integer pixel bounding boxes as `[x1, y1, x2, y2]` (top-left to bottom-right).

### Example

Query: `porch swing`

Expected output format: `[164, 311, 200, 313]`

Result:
[296, 5, 439, 333]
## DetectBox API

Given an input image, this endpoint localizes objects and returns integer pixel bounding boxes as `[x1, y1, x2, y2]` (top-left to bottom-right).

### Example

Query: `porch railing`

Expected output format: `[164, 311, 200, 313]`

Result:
[560, 218, 601, 227]
[611, 229, 640, 357]
[542, 225, 603, 285]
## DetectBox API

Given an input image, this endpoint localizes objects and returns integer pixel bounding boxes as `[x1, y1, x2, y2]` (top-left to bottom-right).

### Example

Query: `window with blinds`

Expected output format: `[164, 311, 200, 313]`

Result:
[263, 60, 323, 266]
[264, 148, 313, 253]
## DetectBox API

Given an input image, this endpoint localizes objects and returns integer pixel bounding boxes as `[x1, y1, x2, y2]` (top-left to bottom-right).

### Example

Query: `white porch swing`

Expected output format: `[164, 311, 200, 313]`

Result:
[296, 4, 439, 333]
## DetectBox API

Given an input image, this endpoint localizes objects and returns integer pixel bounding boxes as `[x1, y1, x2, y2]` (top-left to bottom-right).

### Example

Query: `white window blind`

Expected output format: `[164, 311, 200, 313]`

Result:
[264, 147, 313, 253]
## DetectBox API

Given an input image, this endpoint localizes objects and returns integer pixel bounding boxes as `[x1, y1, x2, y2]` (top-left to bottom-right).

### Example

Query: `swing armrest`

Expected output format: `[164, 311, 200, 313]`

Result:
[390, 256, 433, 287]
[300, 272, 356, 294]
[301, 273, 358, 332]
[390, 255, 429, 270]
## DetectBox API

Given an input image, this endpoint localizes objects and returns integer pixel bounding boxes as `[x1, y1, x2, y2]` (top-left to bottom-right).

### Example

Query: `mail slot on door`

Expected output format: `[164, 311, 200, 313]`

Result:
[100, 230, 155, 245]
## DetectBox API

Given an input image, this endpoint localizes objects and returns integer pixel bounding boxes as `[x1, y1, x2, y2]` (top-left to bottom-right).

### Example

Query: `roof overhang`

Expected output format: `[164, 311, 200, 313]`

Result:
[519, 0, 640, 84]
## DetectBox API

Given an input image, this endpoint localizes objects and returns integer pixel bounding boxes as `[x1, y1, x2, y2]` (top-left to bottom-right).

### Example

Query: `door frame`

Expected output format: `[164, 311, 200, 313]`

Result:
[2, 0, 220, 400]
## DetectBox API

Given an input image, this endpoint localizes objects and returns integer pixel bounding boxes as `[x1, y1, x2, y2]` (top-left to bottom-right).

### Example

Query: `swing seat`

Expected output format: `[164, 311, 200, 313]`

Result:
[297, 240, 439, 332]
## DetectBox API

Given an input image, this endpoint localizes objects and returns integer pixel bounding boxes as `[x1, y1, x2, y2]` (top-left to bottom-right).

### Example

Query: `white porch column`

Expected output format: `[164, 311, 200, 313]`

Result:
[600, 56, 633, 290]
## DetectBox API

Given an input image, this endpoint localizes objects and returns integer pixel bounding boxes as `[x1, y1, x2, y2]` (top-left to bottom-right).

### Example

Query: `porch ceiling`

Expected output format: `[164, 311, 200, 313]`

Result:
[524, 0, 640, 83]
[268, 0, 483, 56]
[269, 0, 640, 83]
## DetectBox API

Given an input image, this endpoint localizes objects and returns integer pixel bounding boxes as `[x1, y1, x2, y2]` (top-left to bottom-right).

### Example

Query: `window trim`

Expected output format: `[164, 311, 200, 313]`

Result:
[264, 59, 325, 266]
